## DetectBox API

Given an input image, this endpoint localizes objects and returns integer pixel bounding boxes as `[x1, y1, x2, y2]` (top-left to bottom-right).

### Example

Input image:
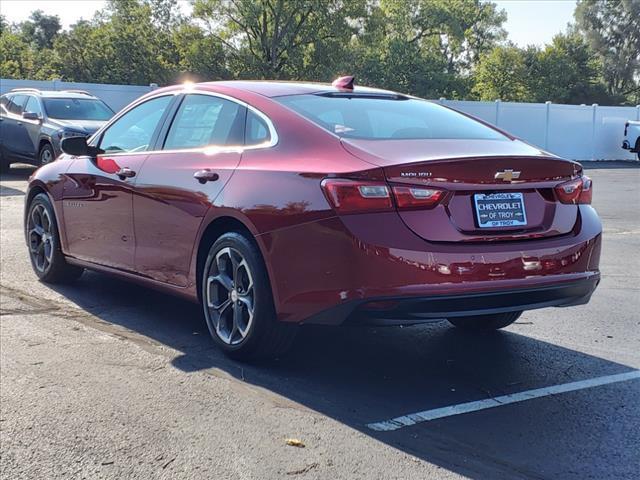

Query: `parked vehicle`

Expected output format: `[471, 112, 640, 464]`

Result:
[0, 88, 114, 172]
[622, 120, 640, 160]
[24, 78, 602, 359]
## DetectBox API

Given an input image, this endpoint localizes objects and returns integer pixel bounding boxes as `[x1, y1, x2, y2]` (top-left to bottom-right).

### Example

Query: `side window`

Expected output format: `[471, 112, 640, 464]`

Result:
[245, 110, 271, 146]
[24, 96, 43, 117]
[8, 94, 27, 115]
[99, 96, 172, 154]
[164, 94, 243, 150]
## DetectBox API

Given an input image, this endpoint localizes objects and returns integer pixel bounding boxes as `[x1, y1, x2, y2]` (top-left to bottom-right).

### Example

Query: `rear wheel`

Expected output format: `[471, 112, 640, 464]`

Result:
[201, 232, 297, 360]
[447, 311, 522, 331]
[26, 193, 84, 283]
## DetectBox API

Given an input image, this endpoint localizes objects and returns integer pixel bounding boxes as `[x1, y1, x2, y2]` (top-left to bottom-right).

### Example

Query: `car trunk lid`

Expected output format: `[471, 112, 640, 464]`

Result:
[341, 139, 582, 243]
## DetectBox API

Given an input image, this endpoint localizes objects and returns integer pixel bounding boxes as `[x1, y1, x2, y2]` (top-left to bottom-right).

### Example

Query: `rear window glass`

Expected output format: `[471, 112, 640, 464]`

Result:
[245, 110, 270, 146]
[275, 94, 506, 141]
[43, 98, 114, 121]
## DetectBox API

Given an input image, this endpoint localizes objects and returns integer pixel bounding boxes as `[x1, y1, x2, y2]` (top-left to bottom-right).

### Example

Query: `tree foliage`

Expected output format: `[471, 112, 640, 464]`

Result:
[0, 0, 637, 105]
[575, 0, 640, 101]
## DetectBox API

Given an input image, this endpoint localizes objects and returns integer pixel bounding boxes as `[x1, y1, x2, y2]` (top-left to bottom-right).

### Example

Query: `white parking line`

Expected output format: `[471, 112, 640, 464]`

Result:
[367, 370, 640, 432]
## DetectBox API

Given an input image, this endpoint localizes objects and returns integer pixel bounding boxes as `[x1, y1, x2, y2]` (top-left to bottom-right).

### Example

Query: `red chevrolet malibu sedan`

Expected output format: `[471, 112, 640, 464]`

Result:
[24, 78, 601, 359]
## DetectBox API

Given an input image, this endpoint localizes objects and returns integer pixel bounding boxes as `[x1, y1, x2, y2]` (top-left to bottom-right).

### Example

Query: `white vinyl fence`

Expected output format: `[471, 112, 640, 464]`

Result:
[2, 78, 639, 160]
[441, 99, 640, 161]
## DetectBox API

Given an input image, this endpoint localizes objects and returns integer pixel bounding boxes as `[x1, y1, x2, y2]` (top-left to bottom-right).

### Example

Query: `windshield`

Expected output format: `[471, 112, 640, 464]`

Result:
[43, 98, 114, 121]
[276, 94, 506, 141]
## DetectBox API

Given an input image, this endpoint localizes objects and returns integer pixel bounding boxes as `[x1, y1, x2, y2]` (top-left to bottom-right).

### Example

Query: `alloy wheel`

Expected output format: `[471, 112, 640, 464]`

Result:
[40, 147, 53, 165]
[205, 247, 255, 345]
[28, 204, 54, 272]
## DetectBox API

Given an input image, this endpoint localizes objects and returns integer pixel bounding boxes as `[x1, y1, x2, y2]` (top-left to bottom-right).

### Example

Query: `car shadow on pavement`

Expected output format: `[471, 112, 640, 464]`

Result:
[46, 269, 640, 480]
[0, 165, 36, 194]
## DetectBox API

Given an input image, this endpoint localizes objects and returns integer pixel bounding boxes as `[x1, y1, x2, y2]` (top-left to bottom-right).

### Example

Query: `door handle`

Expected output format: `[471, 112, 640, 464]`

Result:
[194, 169, 219, 184]
[116, 167, 136, 180]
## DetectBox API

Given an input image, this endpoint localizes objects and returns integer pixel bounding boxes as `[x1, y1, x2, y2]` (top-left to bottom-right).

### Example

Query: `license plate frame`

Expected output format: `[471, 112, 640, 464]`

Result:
[473, 192, 527, 228]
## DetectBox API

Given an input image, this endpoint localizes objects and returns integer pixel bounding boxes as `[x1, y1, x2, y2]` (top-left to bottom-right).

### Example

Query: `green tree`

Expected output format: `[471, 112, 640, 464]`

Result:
[0, 30, 34, 78]
[20, 10, 62, 49]
[575, 0, 640, 101]
[54, 0, 183, 84]
[172, 23, 228, 81]
[473, 45, 530, 101]
[192, 0, 366, 79]
[351, 0, 506, 99]
[527, 32, 611, 104]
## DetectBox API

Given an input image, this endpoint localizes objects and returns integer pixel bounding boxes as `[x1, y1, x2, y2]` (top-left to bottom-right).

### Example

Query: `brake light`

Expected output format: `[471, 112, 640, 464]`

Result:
[321, 179, 447, 214]
[321, 179, 393, 214]
[554, 176, 592, 205]
[393, 186, 444, 209]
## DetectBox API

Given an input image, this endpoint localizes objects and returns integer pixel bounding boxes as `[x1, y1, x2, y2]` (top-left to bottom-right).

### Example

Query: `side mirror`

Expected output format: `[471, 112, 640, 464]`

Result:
[22, 111, 40, 121]
[61, 136, 90, 156]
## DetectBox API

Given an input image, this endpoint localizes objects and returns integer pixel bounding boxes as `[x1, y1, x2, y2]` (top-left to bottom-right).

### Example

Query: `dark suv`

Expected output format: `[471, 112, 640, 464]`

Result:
[0, 88, 114, 172]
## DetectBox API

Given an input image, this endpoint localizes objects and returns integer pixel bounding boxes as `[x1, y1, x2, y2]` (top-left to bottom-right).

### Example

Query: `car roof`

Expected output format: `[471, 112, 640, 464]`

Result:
[195, 80, 398, 98]
[4, 90, 99, 100]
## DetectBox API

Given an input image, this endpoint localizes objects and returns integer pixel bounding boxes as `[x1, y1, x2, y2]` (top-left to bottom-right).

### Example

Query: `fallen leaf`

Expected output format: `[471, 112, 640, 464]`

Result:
[285, 438, 305, 448]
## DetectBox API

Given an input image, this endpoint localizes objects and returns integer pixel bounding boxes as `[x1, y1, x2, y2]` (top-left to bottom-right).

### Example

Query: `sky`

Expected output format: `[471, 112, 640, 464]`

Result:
[0, 0, 578, 48]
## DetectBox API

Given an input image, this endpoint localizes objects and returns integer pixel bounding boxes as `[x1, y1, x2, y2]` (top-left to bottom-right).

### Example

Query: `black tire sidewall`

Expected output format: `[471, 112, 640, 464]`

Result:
[27, 193, 61, 279]
[201, 232, 275, 355]
[39, 143, 54, 166]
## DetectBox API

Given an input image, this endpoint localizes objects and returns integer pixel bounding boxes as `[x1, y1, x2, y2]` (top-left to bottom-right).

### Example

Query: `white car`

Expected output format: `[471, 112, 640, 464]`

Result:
[622, 120, 640, 160]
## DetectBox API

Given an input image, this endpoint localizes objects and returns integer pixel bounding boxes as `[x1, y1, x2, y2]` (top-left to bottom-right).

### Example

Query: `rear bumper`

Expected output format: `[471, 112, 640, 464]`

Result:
[322, 276, 599, 326]
[262, 205, 602, 324]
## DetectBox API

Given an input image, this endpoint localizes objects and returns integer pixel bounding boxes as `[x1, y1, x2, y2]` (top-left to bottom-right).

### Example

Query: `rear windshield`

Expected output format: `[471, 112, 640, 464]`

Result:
[43, 98, 114, 121]
[276, 94, 506, 141]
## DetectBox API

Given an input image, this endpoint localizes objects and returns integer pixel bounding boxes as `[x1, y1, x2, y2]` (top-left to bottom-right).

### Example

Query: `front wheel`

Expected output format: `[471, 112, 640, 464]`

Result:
[201, 232, 297, 360]
[39, 143, 55, 166]
[447, 311, 522, 331]
[0, 150, 10, 174]
[26, 193, 84, 283]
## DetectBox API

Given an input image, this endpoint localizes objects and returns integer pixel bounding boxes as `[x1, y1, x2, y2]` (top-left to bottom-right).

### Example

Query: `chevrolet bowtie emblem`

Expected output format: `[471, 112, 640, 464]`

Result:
[495, 169, 521, 182]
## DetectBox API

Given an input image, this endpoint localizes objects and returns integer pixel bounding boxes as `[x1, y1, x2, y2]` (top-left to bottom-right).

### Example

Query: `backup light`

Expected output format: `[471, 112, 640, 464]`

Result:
[393, 186, 444, 209]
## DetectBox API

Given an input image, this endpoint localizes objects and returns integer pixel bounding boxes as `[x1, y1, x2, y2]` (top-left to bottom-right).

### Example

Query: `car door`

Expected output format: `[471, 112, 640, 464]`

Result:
[132, 93, 246, 286]
[0, 95, 8, 159]
[61, 94, 176, 271]
[22, 96, 44, 160]
[1, 94, 31, 160]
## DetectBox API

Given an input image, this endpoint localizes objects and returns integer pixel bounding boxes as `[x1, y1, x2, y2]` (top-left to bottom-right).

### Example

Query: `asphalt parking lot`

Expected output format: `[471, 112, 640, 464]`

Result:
[1, 162, 639, 479]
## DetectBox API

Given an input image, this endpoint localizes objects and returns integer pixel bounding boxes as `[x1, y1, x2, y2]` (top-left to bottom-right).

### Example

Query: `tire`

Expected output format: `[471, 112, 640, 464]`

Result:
[38, 143, 55, 166]
[0, 150, 10, 174]
[201, 232, 297, 361]
[447, 311, 522, 331]
[26, 193, 84, 283]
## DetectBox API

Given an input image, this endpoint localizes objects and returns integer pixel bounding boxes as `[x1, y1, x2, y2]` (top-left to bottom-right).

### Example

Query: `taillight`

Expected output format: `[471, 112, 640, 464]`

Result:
[321, 179, 393, 214]
[321, 179, 446, 214]
[393, 186, 444, 209]
[554, 176, 592, 205]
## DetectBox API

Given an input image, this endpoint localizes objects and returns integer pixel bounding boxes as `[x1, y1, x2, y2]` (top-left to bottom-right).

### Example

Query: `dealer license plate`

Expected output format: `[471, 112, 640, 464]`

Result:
[474, 192, 527, 228]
